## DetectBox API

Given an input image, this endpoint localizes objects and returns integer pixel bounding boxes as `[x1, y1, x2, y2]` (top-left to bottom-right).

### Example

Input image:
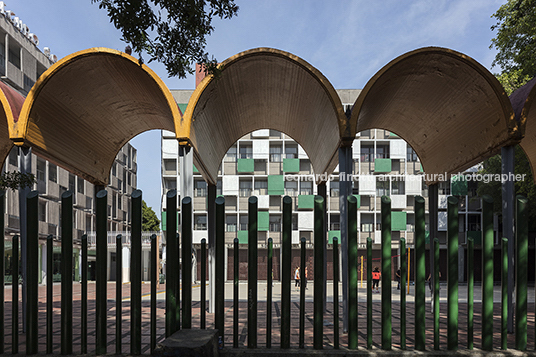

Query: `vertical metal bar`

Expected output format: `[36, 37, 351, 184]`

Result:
[299, 237, 306, 349]
[0, 191, 4, 355]
[515, 195, 528, 351]
[414, 195, 425, 350]
[46, 235, 53, 354]
[60, 191, 74, 354]
[151, 234, 157, 353]
[433, 238, 439, 350]
[248, 196, 258, 348]
[281, 196, 292, 349]
[116, 234, 122, 355]
[467, 238, 474, 350]
[165, 190, 178, 337]
[26, 190, 38, 355]
[215, 196, 225, 341]
[333, 237, 339, 349]
[502, 237, 508, 350]
[447, 196, 458, 351]
[201, 238, 207, 330]
[207, 184, 216, 314]
[482, 195, 494, 351]
[400, 238, 406, 350]
[314, 195, 325, 350]
[95, 189, 108, 355]
[347, 195, 358, 349]
[267, 238, 273, 348]
[338, 146, 351, 332]
[233, 238, 239, 348]
[381, 196, 392, 350]
[18, 147, 31, 334]
[367, 237, 372, 350]
[12, 235, 18, 354]
[428, 184, 438, 305]
[182, 197, 193, 329]
[502, 146, 515, 333]
[81, 234, 87, 354]
[131, 189, 142, 354]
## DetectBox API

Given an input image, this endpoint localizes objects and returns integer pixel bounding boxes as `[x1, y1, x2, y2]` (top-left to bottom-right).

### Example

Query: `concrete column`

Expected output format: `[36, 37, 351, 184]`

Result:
[18, 146, 31, 332]
[501, 146, 515, 332]
[338, 144, 352, 331]
[429, 184, 438, 290]
[207, 183, 216, 313]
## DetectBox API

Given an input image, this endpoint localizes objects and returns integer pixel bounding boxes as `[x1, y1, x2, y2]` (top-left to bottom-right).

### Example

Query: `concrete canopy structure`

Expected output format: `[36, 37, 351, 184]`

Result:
[12, 48, 179, 185]
[177, 47, 346, 185]
[351, 47, 519, 184]
[0, 81, 24, 165]
[512, 77, 536, 183]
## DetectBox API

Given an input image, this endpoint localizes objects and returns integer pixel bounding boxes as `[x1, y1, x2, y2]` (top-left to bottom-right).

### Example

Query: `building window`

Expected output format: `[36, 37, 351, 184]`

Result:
[407, 147, 418, 162]
[48, 163, 57, 183]
[217, 179, 222, 196]
[112, 162, 117, 176]
[361, 145, 373, 162]
[195, 215, 207, 230]
[8, 45, 20, 69]
[270, 145, 282, 162]
[36, 158, 46, 182]
[239, 144, 252, 159]
[254, 179, 267, 195]
[284, 181, 298, 196]
[438, 180, 450, 195]
[330, 214, 340, 230]
[392, 179, 405, 195]
[194, 180, 207, 197]
[376, 178, 390, 196]
[239, 179, 252, 197]
[376, 145, 389, 159]
[224, 146, 237, 162]
[300, 181, 313, 195]
[239, 215, 248, 231]
[163, 159, 177, 174]
[8, 148, 17, 167]
[164, 178, 177, 192]
[361, 223, 374, 232]
[285, 145, 298, 159]
[69, 174, 75, 193]
[352, 180, 359, 195]
[226, 215, 237, 232]
[330, 181, 340, 197]
[77, 177, 84, 194]
[38, 201, 46, 222]
[23, 74, 34, 94]
[269, 215, 281, 232]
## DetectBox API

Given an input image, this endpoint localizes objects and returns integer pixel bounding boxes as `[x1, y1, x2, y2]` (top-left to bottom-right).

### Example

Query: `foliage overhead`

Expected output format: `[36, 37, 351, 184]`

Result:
[91, 0, 238, 79]
[0, 171, 35, 191]
[490, 0, 536, 78]
[142, 200, 161, 231]
[495, 69, 531, 95]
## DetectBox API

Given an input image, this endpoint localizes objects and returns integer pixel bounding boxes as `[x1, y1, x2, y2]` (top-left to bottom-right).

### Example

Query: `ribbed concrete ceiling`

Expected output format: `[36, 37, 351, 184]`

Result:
[177, 48, 346, 185]
[512, 77, 536, 182]
[0, 81, 24, 165]
[13, 48, 179, 185]
[351, 47, 518, 184]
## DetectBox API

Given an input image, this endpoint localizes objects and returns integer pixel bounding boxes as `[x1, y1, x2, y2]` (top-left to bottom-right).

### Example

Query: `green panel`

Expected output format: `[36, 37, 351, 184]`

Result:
[193, 165, 199, 173]
[258, 211, 269, 231]
[389, 132, 398, 138]
[238, 231, 248, 244]
[391, 211, 407, 231]
[268, 175, 284, 195]
[451, 175, 468, 196]
[420, 164, 424, 173]
[425, 231, 430, 244]
[467, 231, 482, 246]
[161, 211, 179, 230]
[328, 231, 341, 245]
[283, 158, 300, 173]
[178, 103, 188, 114]
[353, 194, 361, 208]
[298, 195, 314, 209]
[88, 250, 96, 256]
[374, 158, 392, 173]
[237, 158, 254, 173]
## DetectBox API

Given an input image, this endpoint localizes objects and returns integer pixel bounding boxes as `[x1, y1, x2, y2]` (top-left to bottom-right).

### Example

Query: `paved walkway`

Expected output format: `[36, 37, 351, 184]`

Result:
[1, 281, 535, 354]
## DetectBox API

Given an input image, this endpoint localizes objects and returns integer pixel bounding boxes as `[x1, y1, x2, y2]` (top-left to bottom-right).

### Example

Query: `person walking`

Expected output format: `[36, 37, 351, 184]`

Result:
[372, 267, 381, 293]
[396, 268, 401, 290]
[294, 267, 300, 291]
[303, 266, 308, 290]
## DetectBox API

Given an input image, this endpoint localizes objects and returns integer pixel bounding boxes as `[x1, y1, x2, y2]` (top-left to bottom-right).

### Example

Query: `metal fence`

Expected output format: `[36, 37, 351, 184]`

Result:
[0, 189, 532, 354]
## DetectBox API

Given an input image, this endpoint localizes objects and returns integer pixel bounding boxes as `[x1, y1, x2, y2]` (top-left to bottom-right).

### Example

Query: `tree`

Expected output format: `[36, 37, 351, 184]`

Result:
[495, 69, 531, 96]
[490, 0, 536, 78]
[0, 171, 35, 191]
[142, 200, 161, 231]
[91, 0, 239, 78]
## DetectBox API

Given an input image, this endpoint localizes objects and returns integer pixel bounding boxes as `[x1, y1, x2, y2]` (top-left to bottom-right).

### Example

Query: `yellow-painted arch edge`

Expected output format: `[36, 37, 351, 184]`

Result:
[177, 47, 347, 144]
[14, 47, 181, 146]
[351, 46, 518, 139]
[0, 87, 16, 133]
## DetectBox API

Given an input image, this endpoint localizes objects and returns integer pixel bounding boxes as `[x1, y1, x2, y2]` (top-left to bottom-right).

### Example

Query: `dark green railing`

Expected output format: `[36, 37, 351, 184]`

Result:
[1, 191, 533, 353]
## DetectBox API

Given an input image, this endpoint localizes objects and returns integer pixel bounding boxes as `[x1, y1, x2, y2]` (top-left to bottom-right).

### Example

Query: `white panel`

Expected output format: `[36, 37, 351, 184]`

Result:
[193, 231, 207, 244]
[298, 211, 314, 231]
[391, 195, 406, 209]
[352, 140, 360, 159]
[253, 140, 269, 159]
[162, 139, 178, 159]
[258, 195, 269, 209]
[390, 140, 406, 159]
[298, 145, 308, 159]
[292, 231, 300, 244]
[162, 130, 175, 138]
[438, 211, 447, 231]
[359, 176, 376, 195]
[438, 195, 448, 209]
[222, 176, 238, 196]
[333, 164, 339, 173]
[405, 175, 422, 195]
[374, 230, 382, 244]
[251, 129, 270, 138]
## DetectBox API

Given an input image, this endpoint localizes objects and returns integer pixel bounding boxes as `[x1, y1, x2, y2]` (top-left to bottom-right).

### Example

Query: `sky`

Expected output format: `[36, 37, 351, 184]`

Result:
[15, 0, 506, 217]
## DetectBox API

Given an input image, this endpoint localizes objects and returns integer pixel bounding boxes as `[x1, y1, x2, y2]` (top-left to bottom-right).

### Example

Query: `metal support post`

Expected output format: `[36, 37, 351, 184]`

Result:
[501, 146, 515, 333]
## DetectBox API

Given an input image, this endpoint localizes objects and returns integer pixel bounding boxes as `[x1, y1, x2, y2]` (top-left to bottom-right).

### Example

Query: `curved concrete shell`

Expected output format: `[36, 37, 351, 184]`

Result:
[512, 77, 536, 182]
[14, 48, 179, 185]
[177, 48, 346, 185]
[351, 47, 518, 184]
[0, 81, 24, 165]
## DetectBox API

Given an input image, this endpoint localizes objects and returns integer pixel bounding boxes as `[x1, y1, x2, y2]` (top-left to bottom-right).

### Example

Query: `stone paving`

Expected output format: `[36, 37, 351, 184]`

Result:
[1, 281, 535, 354]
